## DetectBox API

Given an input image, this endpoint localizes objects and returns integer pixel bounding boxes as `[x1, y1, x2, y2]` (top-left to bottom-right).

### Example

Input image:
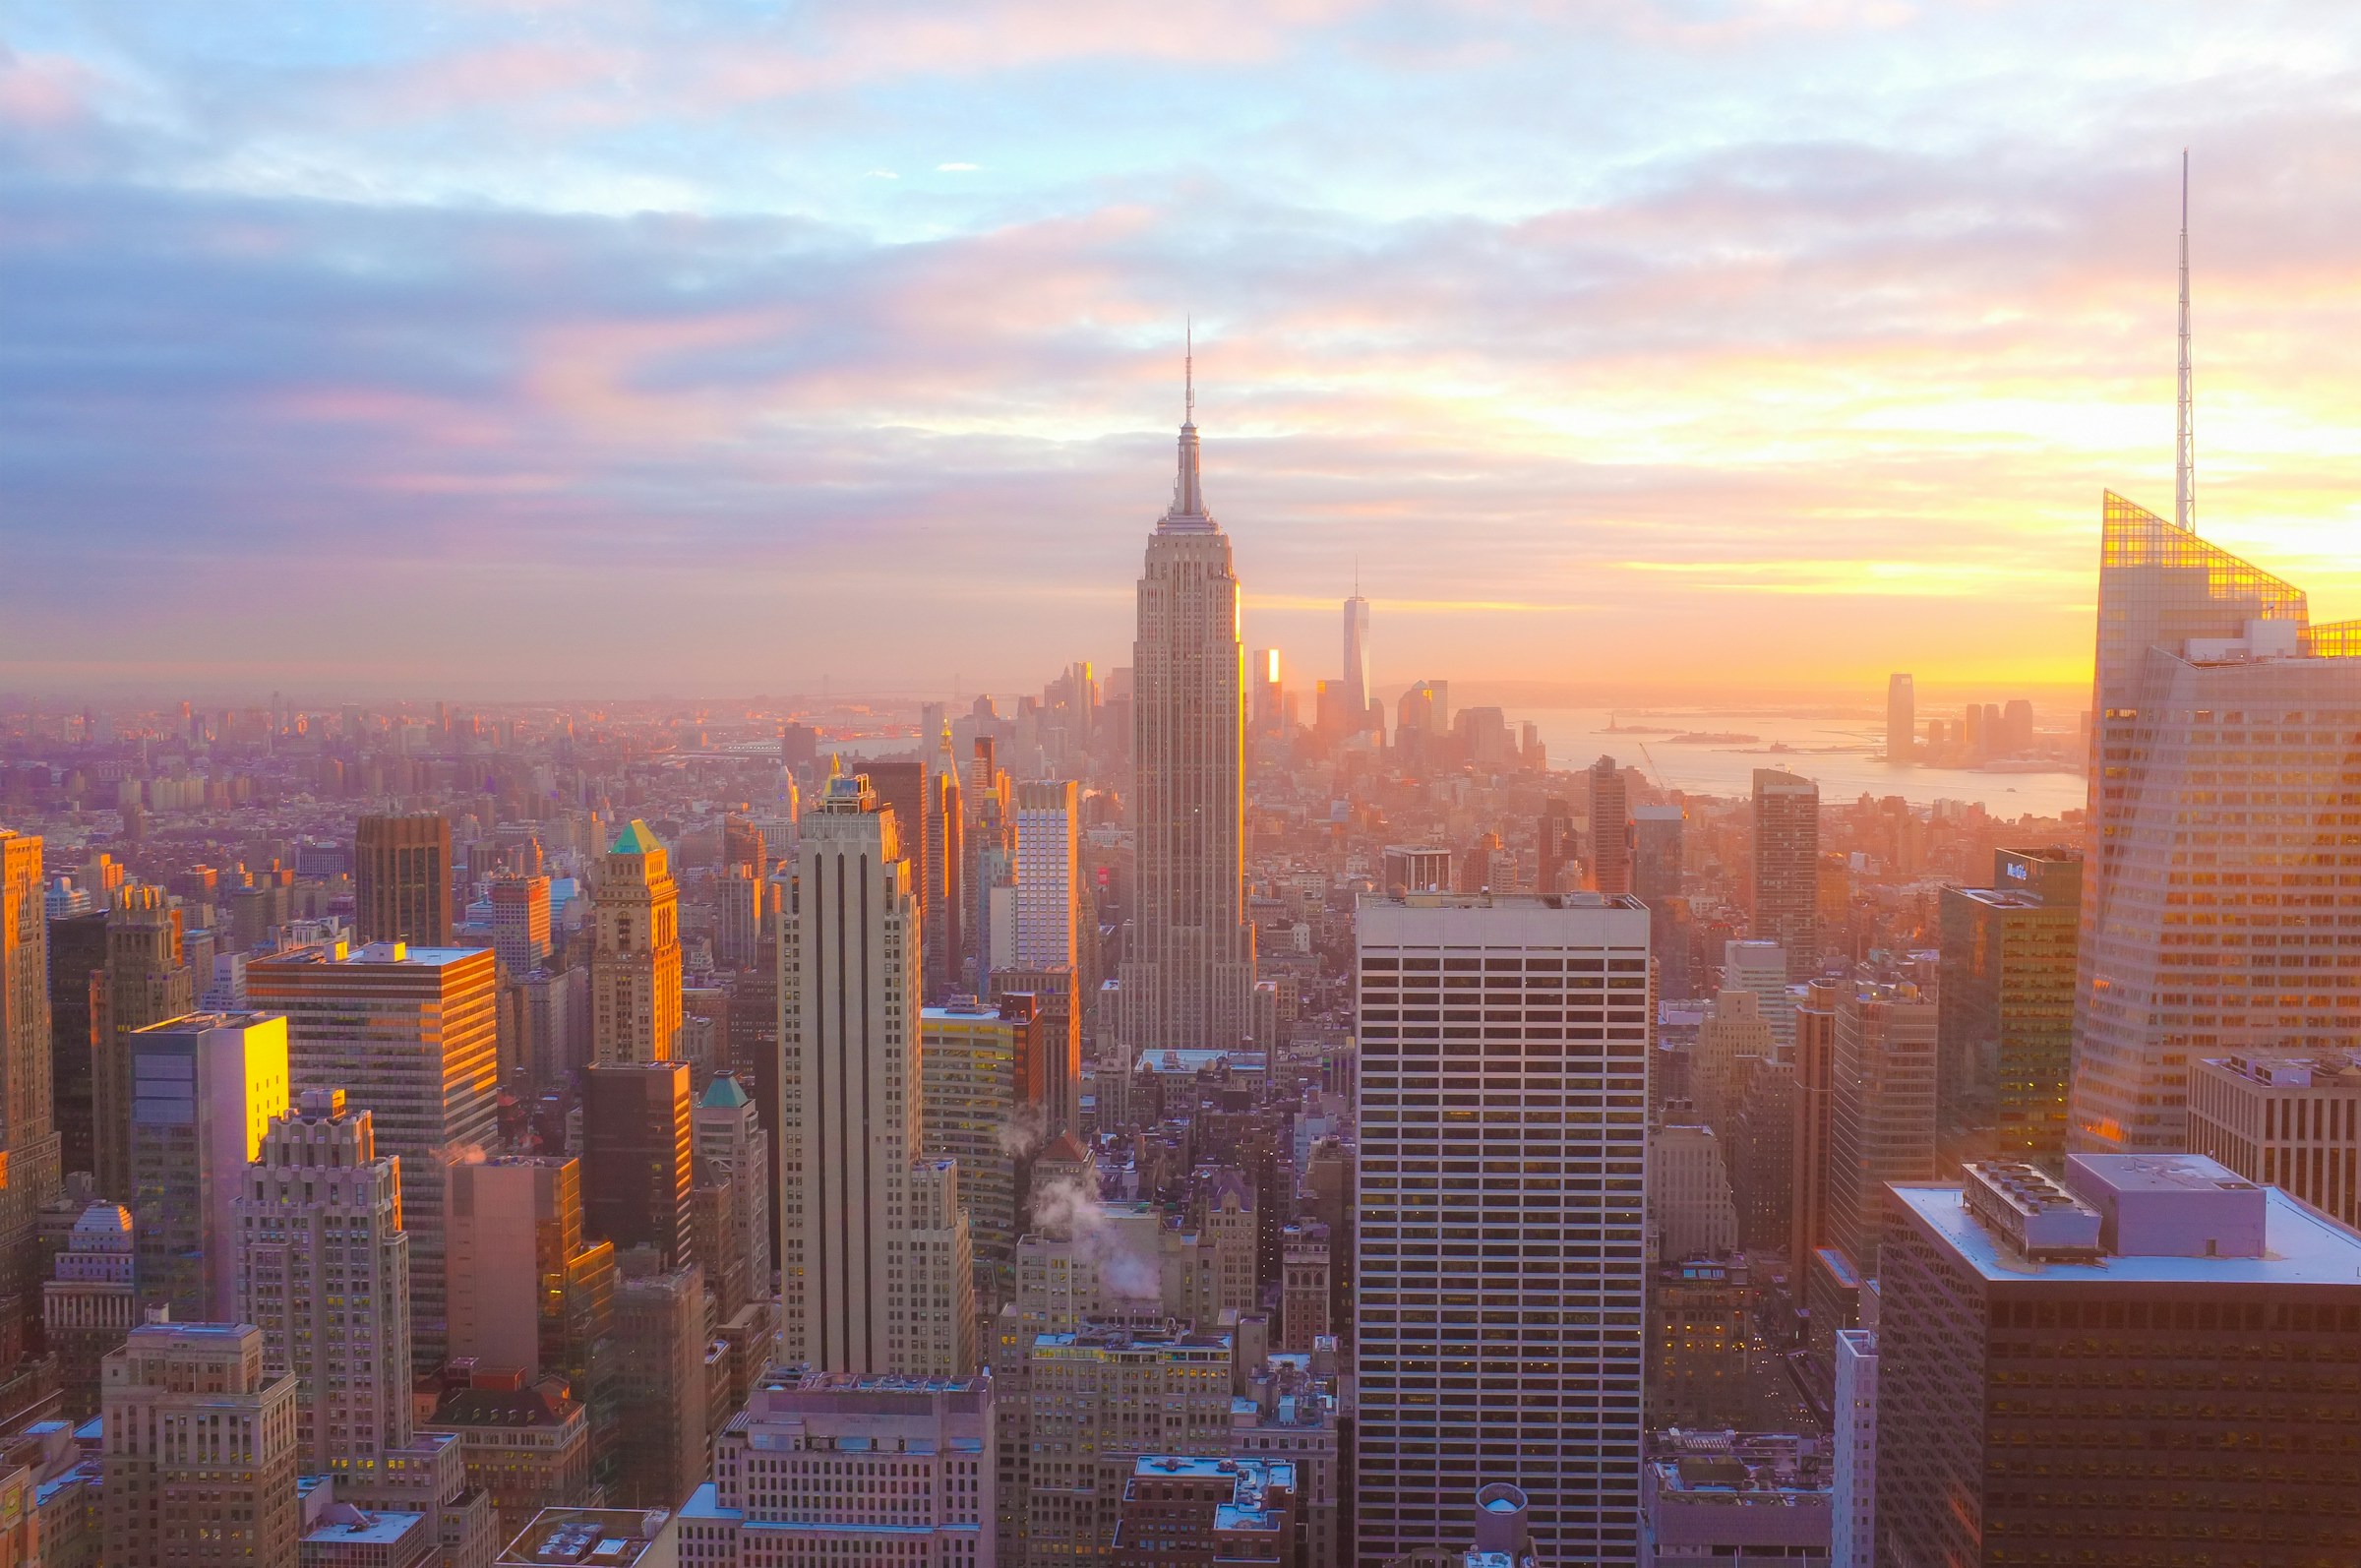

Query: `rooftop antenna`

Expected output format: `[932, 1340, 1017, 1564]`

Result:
[2176, 149, 2195, 532]
[1185, 317, 1194, 426]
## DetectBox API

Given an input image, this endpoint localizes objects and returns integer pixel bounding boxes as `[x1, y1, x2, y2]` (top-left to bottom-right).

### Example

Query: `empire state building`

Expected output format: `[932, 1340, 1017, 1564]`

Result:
[1120, 364, 1256, 1054]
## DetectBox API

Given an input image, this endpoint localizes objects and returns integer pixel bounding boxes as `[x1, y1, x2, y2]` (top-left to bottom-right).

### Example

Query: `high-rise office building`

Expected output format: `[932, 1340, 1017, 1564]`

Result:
[922, 994, 1043, 1304]
[490, 875, 553, 976]
[355, 813, 453, 947]
[102, 1322, 302, 1568]
[1588, 756, 1632, 897]
[45, 906, 106, 1182]
[988, 964, 1081, 1135]
[2074, 493, 2361, 1152]
[713, 865, 762, 972]
[589, 821, 682, 1066]
[1830, 1328, 1877, 1568]
[1355, 891, 1651, 1567]
[1631, 804, 1684, 902]
[868, 759, 934, 995]
[930, 754, 967, 999]
[93, 883, 191, 1202]
[2186, 1051, 2361, 1231]
[1750, 769, 1819, 979]
[610, 1259, 706, 1510]
[447, 1155, 616, 1393]
[1014, 780, 1082, 971]
[777, 771, 978, 1375]
[237, 1088, 411, 1481]
[582, 1059, 694, 1267]
[678, 1370, 995, 1566]
[1938, 848, 2080, 1164]
[128, 1010, 289, 1320]
[1788, 982, 1838, 1269]
[1719, 937, 1793, 1048]
[0, 830, 62, 1361]
[249, 939, 499, 1369]
[1121, 370, 1256, 1055]
[693, 1071, 773, 1321]
[44, 1200, 135, 1418]
[1884, 673, 1913, 762]
[1823, 982, 1936, 1279]
[1881, 1155, 2361, 1565]
[1028, 1324, 1236, 1565]
[1343, 592, 1373, 733]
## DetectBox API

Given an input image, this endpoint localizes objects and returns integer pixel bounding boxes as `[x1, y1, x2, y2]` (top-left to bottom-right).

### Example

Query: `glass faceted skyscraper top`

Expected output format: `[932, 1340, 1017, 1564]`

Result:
[2073, 492, 2361, 1151]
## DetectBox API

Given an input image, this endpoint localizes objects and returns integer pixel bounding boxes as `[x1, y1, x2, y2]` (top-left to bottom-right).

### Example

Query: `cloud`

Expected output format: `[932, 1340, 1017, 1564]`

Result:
[7, 2, 2361, 698]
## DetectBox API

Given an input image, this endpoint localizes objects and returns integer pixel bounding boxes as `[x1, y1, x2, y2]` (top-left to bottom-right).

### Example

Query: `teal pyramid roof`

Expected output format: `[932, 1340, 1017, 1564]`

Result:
[701, 1072, 751, 1110]
[610, 820, 662, 856]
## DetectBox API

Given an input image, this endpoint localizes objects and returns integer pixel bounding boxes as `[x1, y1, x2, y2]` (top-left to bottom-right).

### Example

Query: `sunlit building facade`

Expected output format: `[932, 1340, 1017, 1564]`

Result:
[2073, 493, 2361, 1152]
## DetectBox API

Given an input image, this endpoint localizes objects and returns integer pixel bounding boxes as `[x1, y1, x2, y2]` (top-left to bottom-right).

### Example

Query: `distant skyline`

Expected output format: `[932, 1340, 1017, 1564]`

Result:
[7, 2, 2361, 697]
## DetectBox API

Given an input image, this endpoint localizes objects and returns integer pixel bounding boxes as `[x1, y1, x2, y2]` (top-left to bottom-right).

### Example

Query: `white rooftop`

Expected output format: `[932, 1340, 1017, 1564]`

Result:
[1893, 1178, 2361, 1285]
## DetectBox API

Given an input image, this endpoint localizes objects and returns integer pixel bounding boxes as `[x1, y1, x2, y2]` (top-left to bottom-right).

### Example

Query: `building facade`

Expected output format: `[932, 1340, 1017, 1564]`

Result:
[248, 939, 500, 1369]
[778, 771, 978, 1376]
[590, 821, 683, 1066]
[237, 1087, 410, 1482]
[128, 1009, 290, 1320]
[0, 830, 63, 1361]
[1879, 1154, 2361, 1566]
[1937, 848, 2080, 1164]
[678, 1371, 995, 1568]
[2074, 493, 2361, 1152]
[1749, 771, 1819, 979]
[101, 1322, 302, 1568]
[1121, 385, 1256, 1055]
[355, 814, 454, 948]
[1354, 891, 1651, 1567]
[2187, 1051, 2361, 1231]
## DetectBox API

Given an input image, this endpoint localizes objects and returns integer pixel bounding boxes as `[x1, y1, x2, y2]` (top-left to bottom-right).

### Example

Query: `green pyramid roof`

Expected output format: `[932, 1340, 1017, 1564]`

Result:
[610, 820, 662, 856]
[700, 1072, 751, 1110]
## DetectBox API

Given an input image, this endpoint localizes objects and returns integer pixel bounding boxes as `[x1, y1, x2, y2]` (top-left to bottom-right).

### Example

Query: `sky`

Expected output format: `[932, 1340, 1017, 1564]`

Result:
[5, 1, 2361, 705]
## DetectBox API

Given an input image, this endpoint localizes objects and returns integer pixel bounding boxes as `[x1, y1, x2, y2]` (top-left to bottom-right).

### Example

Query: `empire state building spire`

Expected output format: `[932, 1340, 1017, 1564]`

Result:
[1166, 326, 1210, 526]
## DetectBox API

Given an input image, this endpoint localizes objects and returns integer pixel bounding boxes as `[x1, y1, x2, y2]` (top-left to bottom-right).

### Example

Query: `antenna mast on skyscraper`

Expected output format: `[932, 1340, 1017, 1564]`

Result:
[2176, 150, 2195, 532]
[1185, 318, 1194, 426]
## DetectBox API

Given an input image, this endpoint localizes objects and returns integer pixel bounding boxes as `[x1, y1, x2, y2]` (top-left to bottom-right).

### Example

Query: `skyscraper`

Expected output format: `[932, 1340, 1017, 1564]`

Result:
[490, 874, 553, 976]
[589, 820, 682, 1066]
[777, 771, 978, 1375]
[1750, 768, 1819, 979]
[236, 1088, 411, 1481]
[867, 759, 934, 995]
[446, 1154, 616, 1391]
[921, 993, 1043, 1305]
[1884, 673, 1913, 762]
[2073, 492, 2361, 1151]
[1355, 891, 1652, 1567]
[1014, 780, 1082, 969]
[1823, 982, 1937, 1280]
[1588, 755, 1632, 897]
[248, 940, 499, 1369]
[1342, 590, 1372, 734]
[93, 883, 191, 1202]
[1880, 1155, 2361, 1565]
[1121, 363, 1255, 1054]
[45, 906, 106, 1183]
[582, 1058, 694, 1267]
[128, 1010, 289, 1320]
[354, 813, 453, 947]
[102, 1322, 302, 1568]
[0, 830, 62, 1361]
[1938, 848, 2080, 1165]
